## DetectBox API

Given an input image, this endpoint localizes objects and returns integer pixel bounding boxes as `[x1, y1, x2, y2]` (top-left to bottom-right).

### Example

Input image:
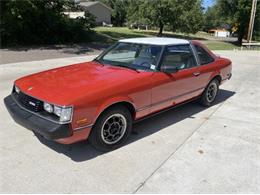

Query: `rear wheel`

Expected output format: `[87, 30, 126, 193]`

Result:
[89, 105, 132, 152]
[199, 79, 219, 107]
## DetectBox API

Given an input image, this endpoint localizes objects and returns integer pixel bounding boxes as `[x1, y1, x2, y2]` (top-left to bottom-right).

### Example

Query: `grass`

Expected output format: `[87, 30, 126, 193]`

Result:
[89, 27, 150, 44]
[92, 27, 205, 43]
[203, 41, 239, 50]
[90, 27, 240, 50]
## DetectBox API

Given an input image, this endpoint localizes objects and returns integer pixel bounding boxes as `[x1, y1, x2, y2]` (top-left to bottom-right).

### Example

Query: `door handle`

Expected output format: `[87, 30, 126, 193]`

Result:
[193, 72, 201, 76]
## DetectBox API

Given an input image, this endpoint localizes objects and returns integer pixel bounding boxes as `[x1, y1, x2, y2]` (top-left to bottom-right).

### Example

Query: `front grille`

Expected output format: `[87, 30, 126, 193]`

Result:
[13, 90, 43, 112]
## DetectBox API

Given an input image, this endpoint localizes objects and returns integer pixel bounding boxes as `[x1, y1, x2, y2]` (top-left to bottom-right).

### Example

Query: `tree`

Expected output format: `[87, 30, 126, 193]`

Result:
[202, 0, 260, 44]
[126, 0, 174, 36]
[126, 0, 204, 36]
[203, 5, 220, 31]
[126, 0, 149, 27]
[175, 0, 204, 34]
[143, 0, 174, 36]
[253, 2, 260, 41]
[216, 0, 254, 45]
[0, 0, 95, 46]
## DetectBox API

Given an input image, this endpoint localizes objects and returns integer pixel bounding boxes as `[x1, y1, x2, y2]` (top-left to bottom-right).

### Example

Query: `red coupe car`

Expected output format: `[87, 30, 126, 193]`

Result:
[4, 37, 232, 151]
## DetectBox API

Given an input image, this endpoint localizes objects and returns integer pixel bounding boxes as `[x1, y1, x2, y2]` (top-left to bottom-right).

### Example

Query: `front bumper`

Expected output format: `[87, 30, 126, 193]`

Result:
[4, 95, 72, 140]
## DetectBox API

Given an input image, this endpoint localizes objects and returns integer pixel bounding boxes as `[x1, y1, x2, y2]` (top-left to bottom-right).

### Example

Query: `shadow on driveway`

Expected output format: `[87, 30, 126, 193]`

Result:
[35, 89, 235, 162]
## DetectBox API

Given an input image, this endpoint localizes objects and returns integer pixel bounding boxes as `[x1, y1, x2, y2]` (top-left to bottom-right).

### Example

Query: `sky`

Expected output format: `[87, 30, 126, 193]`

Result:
[203, 0, 215, 9]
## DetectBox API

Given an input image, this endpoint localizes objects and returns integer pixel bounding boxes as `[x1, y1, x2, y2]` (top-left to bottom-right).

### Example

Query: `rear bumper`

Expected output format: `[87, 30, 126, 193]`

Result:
[227, 73, 232, 80]
[221, 73, 232, 84]
[4, 95, 72, 140]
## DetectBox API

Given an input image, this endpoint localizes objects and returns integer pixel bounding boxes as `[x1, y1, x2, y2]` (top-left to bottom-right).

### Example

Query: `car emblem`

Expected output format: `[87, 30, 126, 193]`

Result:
[27, 87, 33, 91]
[29, 101, 36, 106]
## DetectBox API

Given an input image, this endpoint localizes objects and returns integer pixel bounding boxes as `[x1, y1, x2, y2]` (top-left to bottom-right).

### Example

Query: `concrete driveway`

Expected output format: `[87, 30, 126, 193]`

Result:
[0, 51, 259, 193]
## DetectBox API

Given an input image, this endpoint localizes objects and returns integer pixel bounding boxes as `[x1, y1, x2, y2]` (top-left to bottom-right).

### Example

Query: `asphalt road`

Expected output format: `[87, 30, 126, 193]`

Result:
[0, 51, 259, 193]
[0, 44, 103, 65]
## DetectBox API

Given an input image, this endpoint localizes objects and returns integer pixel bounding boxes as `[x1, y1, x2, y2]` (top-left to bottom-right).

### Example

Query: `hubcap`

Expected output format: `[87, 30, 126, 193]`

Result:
[206, 82, 218, 102]
[101, 114, 127, 145]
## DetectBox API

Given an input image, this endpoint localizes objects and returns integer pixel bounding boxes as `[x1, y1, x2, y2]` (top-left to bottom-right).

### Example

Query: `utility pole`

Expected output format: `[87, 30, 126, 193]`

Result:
[247, 0, 257, 43]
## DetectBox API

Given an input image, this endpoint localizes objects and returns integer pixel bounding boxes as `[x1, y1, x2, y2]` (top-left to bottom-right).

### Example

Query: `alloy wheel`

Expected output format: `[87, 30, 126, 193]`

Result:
[101, 113, 127, 145]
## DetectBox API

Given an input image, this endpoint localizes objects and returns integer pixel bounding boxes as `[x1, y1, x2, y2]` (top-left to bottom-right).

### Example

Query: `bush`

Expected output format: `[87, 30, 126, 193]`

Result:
[0, 0, 96, 46]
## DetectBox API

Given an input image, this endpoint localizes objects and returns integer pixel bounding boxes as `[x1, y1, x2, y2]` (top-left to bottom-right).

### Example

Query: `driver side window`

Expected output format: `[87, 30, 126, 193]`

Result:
[161, 45, 196, 70]
[133, 45, 162, 68]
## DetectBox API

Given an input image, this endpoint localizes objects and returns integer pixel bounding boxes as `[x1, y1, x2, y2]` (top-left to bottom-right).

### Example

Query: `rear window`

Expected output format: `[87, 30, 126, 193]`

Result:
[194, 45, 214, 65]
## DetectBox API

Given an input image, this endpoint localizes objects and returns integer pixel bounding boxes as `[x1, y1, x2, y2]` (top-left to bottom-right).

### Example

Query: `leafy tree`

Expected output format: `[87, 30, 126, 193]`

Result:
[0, 0, 95, 46]
[212, 0, 255, 44]
[202, 2, 234, 32]
[126, 0, 203, 36]
[143, 0, 174, 36]
[176, 0, 204, 34]
[203, 5, 220, 31]
[202, 0, 260, 43]
[253, 2, 260, 41]
[126, 0, 149, 27]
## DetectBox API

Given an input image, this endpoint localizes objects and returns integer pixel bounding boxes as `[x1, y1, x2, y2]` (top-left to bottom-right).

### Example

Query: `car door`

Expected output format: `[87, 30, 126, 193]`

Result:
[191, 43, 217, 88]
[150, 44, 203, 113]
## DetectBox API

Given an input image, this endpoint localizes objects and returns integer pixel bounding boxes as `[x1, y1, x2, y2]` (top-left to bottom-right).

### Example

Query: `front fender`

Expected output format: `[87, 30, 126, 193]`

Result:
[94, 96, 136, 122]
[71, 95, 136, 130]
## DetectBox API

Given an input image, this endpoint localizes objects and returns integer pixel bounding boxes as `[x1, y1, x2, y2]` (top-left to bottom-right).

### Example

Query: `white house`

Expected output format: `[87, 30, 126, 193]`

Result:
[63, 11, 85, 19]
[81, 1, 112, 25]
[209, 29, 230, 37]
[64, 1, 112, 25]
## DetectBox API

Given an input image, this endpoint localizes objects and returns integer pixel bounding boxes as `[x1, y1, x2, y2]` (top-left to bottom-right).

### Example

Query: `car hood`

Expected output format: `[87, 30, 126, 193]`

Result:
[15, 61, 143, 105]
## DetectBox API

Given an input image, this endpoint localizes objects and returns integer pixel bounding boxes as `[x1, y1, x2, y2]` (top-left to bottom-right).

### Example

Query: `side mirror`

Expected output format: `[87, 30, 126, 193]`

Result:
[161, 66, 179, 74]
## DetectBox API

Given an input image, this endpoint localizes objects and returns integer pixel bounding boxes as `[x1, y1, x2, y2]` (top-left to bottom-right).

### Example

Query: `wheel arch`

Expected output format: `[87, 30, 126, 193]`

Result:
[201, 74, 222, 95]
[94, 100, 136, 125]
[211, 75, 222, 84]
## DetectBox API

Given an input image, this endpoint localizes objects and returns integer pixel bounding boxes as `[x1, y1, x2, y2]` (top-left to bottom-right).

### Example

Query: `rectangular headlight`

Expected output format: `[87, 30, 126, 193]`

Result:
[59, 107, 72, 122]
[44, 102, 72, 123]
[53, 105, 62, 116]
[14, 85, 20, 94]
[44, 102, 54, 113]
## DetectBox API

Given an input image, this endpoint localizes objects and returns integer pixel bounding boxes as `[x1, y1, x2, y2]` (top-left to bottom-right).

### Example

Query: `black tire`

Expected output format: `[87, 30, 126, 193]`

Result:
[199, 79, 219, 107]
[88, 105, 133, 152]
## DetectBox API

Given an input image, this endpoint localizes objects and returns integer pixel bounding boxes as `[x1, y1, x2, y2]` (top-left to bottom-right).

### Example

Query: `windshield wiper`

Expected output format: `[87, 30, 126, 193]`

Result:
[115, 64, 139, 72]
[93, 58, 103, 65]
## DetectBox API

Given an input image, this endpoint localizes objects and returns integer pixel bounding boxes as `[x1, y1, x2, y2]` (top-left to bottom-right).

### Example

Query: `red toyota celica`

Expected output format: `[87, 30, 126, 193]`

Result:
[4, 37, 232, 151]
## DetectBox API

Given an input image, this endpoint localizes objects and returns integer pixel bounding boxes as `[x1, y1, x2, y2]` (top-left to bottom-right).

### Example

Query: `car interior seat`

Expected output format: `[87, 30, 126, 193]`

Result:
[162, 53, 185, 69]
[133, 48, 156, 68]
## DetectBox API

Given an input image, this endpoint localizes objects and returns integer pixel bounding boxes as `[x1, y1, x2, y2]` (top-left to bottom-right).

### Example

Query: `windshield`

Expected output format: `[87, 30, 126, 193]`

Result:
[97, 42, 163, 71]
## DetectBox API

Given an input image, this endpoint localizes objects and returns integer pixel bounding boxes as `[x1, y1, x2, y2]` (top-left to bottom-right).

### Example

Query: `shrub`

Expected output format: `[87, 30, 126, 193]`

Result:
[0, 0, 96, 46]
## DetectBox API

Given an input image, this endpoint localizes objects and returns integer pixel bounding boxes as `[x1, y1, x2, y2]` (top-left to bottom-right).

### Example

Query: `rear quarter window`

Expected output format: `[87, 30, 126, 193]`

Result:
[194, 45, 214, 65]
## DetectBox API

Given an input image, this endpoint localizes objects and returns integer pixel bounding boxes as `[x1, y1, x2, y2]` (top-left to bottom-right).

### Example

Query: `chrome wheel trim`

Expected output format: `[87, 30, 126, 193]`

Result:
[101, 113, 127, 145]
[206, 82, 218, 103]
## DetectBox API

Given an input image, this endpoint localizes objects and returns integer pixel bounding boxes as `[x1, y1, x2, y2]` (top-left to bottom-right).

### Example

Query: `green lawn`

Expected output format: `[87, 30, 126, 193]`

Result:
[90, 27, 150, 44]
[91, 27, 239, 50]
[203, 41, 239, 50]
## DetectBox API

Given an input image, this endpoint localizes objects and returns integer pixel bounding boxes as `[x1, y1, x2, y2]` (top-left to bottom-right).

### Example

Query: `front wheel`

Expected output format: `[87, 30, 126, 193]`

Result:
[88, 105, 132, 152]
[199, 79, 219, 107]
